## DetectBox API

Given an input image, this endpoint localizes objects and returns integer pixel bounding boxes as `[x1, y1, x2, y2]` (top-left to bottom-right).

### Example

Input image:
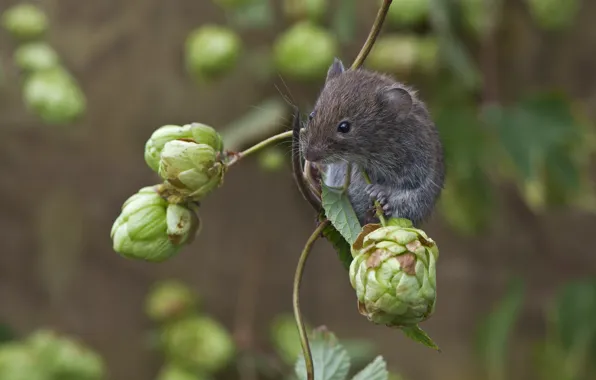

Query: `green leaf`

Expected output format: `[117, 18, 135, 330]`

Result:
[220, 97, 288, 151]
[332, 0, 356, 44]
[351, 356, 388, 380]
[400, 325, 440, 351]
[0, 322, 16, 344]
[320, 216, 353, 271]
[295, 328, 351, 380]
[475, 278, 525, 380]
[341, 340, 377, 369]
[484, 93, 581, 181]
[321, 183, 361, 246]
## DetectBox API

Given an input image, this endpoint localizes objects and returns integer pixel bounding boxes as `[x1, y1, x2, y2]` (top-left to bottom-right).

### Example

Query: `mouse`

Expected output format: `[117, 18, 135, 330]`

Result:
[299, 58, 445, 227]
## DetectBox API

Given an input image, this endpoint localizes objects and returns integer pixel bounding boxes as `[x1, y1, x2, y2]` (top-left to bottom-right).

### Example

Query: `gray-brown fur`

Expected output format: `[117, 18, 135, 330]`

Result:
[300, 58, 445, 227]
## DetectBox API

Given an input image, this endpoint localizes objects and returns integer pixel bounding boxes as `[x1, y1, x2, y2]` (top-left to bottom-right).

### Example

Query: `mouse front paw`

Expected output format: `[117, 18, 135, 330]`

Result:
[365, 184, 391, 213]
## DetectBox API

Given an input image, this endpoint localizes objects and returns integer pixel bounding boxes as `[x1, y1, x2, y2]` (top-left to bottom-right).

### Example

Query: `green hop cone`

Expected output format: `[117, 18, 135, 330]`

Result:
[22, 67, 86, 124]
[273, 21, 338, 81]
[525, 0, 579, 31]
[0, 343, 48, 380]
[27, 330, 105, 380]
[162, 316, 235, 373]
[1, 4, 48, 40]
[110, 186, 200, 262]
[156, 364, 210, 380]
[144, 123, 223, 173]
[283, 0, 327, 23]
[349, 219, 438, 327]
[14, 42, 60, 73]
[385, 0, 430, 27]
[145, 280, 199, 323]
[158, 140, 225, 201]
[367, 34, 419, 76]
[258, 147, 285, 172]
[185, 25, 242, 81]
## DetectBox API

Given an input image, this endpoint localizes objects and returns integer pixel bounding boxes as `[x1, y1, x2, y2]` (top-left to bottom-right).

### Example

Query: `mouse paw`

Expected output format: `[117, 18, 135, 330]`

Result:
[365, 184, 389, 210]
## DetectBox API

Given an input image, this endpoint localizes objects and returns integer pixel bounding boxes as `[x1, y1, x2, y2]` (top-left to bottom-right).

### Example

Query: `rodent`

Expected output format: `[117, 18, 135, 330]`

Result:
[299, 58, 445, 227]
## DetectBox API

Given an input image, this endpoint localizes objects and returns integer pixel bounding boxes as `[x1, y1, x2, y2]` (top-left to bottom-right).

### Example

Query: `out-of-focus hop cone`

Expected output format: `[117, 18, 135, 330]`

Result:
[349, 218, 440, 349]
[144, 123, 225, 203]
[145, 280, 199, 323]
[110, 186, 200, 262]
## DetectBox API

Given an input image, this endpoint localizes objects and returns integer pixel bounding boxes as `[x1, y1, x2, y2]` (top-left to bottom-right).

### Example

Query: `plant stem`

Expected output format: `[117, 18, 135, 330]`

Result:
[361, 169, 387, 226]
[226, 130, 293, 167]
[293, 219, 330, 380]
[351, 0, 393, 70]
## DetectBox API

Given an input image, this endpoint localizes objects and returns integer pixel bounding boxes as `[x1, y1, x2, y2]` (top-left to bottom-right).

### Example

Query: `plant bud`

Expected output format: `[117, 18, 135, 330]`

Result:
[110, 186, 200, 262]
[185, 25, 241, 81]
[146, 280, 199, 323]
[0, 343, 47, 380]
[22, 67, 86, 124]
[27, 330, 105, 380]
[158, 140, 224, 201]
[1, 4, 48, 40]
[144, 123, 223, 173]
[273, 21, 338, 81]
[14, 42, 60, 73]
[349, 220, 438, 327]
[162, 316, 235, 373]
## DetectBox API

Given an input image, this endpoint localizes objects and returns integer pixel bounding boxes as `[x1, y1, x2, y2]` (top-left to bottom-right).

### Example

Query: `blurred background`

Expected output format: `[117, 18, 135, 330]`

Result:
[1, 0, 596, 379]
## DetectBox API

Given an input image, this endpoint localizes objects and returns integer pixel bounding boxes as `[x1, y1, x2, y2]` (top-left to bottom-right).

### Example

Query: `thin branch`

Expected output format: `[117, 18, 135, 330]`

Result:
[351, 0, 393, 70]
[226, 130, 293, 167]
[291, 107, 323, 212]
[293, 220, 331, 380]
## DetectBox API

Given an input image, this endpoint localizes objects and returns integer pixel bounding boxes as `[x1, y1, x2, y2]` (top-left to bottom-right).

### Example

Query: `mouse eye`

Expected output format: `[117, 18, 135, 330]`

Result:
[308, 111, 315, 120]
[337, 121, 351, 133]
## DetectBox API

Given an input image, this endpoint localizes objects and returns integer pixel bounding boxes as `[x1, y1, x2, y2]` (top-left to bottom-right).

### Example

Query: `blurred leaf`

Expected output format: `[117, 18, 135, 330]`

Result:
[400, 325, 440, 351]
[0, 323, 16, 344]
[533, 340, 577, 380]
[475, 278, 525, 380]
[37, 186, 84, 305]
[552, 280, 596, 359]
[428, 0, 481, 91]
[227, 0, 274, 30]
[332, 0, 356, 44]
[341, 340, 376, 368]
[295, 328, 350, 380]
[220, 98, 288, 151]
[351, 356, 388, 380]
[484, 93, 581, 181]
[320, 216, 353, 271]
[321, 183, 361, 246]
[270, 314, 310, 366]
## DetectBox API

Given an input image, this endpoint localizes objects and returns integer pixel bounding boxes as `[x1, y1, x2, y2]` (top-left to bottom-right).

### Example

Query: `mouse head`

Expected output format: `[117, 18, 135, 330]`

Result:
[300, 58, 414, 165]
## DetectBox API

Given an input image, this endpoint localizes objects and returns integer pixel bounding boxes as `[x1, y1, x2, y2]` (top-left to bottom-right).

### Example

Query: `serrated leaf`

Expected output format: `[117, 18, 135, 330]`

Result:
[351, 356, 388, 380]
[295, 328, 351, 380]
[321, 183, 361, 245]
[332, 0, 356, 44]
[220, 98, 288, 151]
[475, 277, 525, 380]
[320, 217, 352, 271]
[400, 325, 440, 351]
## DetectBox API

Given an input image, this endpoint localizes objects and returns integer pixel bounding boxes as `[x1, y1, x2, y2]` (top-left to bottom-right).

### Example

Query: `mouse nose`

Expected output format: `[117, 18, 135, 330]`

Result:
[303, 147, 324, 162]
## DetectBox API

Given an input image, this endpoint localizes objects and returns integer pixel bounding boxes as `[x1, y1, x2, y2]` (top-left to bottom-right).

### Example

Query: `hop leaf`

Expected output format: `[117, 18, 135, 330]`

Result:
[295, 328, 350, 380]
[349, 221, 438, 330]
[321, 183, 362, 245]
[145, 280, 199, 323]
[110, 186, 200, 262]
[161, 316, 235, 374]
[351, 356, 388, 380]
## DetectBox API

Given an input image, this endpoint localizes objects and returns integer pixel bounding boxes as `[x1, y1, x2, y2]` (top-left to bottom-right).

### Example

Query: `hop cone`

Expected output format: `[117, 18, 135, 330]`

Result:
[145, 280, 199, 323]
[349, 219, 438, 327]
[0, 343, 48, 380]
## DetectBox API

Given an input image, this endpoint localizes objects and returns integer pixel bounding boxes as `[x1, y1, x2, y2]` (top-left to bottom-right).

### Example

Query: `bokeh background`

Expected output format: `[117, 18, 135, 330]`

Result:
[1, 0, 596, 379]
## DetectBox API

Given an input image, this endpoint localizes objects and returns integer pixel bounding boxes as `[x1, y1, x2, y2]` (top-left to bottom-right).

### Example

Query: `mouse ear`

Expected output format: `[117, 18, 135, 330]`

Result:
[325, 58, 345, 84]
[380, 86, 413, 121]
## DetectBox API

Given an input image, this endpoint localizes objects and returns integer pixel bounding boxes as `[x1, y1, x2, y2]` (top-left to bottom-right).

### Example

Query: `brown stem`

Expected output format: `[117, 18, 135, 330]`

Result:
[292, 106, 323, 212]
[351, 0, 393, 70]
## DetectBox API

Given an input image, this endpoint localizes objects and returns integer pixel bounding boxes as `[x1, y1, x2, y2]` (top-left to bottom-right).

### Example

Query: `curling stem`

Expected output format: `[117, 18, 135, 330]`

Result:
[361, 169, 387, 226]
[226, 130, 293, 167]
[351, 0, 393, 70]
[293, 219, 330, 380]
